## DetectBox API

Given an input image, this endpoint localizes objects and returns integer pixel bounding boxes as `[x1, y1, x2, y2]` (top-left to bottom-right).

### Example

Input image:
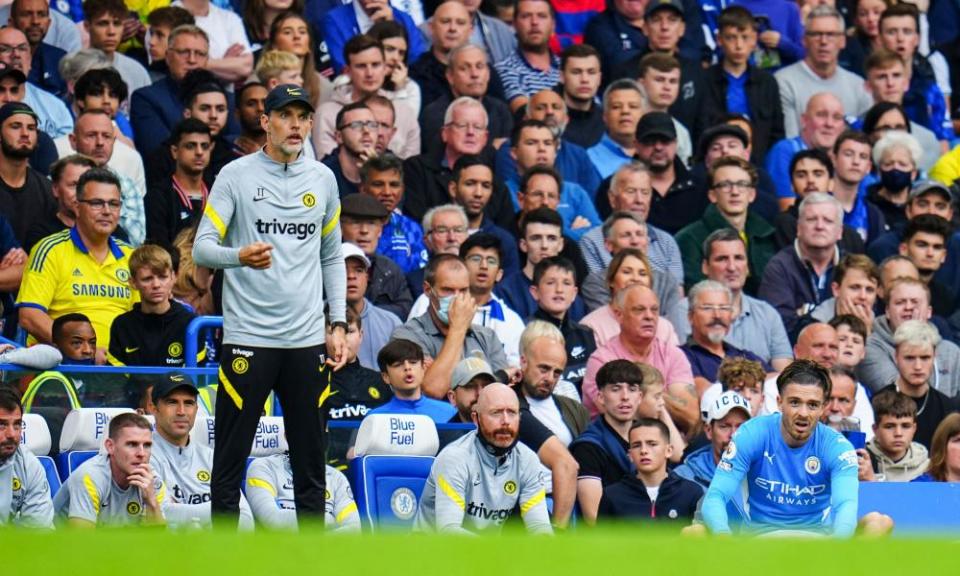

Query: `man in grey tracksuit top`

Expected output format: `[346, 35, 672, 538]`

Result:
[193, 84, 348, 527]
[415, 384, 552, 534]
[0, 389, 53, 529]
[246, 454, 360, 532]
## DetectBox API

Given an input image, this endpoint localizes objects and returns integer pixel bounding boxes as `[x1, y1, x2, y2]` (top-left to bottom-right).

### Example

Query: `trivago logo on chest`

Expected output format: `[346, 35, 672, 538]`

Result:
[255, 218, 317, 240]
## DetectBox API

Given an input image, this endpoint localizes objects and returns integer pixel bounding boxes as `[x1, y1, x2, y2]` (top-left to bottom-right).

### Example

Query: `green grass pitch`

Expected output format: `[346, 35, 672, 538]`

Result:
[7, 527, 957, 575]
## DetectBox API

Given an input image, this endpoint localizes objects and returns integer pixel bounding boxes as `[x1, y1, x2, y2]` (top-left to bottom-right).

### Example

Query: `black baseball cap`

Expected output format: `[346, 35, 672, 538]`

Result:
[264, 83, 314, 114]
[697, 124, 749, 160]
[0, 61, 26, 85]
[151, 372, 199, 404]
[0, 101, 37, 126]
[645, 0, 685, 19]
[636, 112, 677, 142]
[342, 193, 389, 219]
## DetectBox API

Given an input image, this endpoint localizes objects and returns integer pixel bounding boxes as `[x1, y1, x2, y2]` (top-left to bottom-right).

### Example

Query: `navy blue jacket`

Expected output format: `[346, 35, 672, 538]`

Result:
[28, 43, 67, 98]
[321, 3, 426, 74]
[597, 472, 703, 522]
[130, 76, 239, 157]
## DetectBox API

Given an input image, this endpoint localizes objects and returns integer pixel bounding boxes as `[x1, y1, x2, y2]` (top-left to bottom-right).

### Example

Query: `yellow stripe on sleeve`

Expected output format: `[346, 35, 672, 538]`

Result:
[156, 482, 166, 504]
[247, 478, 277, 497]
[321, 204, 341, 238]
[520, 489, 546, 516]
[204, 204, 228, 239]
[437, 475, 465, 511]
[336, 502, 358, 524]
[318, 382, 333, 408]
[82, 474, 101, 516]
[218, 367, 244, 410]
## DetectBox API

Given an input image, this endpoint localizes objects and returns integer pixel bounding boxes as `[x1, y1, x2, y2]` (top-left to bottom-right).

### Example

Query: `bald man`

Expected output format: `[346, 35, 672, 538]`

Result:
[411, 1, 475, 106]
[765, 92, 848, 207]
[414, 383, 552, 534]
[761, 322, 840, 413]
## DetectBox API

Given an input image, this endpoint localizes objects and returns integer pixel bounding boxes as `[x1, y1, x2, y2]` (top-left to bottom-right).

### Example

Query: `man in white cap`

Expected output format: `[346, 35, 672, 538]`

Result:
[446, 353, 497, 423]
[343, 241, 401, 370]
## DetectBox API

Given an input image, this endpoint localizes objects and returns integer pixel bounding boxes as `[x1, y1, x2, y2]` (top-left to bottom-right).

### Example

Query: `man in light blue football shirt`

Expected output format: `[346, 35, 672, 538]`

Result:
[702, 359, 892, 537]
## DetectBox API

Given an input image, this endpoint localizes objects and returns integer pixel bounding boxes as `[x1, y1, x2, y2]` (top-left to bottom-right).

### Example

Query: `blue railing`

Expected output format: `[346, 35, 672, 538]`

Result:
[184, 315, 224, 368]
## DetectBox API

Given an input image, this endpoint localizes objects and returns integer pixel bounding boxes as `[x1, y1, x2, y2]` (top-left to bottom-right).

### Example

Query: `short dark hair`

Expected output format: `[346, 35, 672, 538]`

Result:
[829, 364, 858, 385]
[902, 214, 952, 244]
[519, 207, 563, 238]
[180, 69, 227, 108]
[775, 359, 832, 397]
[863, 102, 910, 135]
[702, 228, 745, 261]
[790, 148, 834, 179]
[871, 389, 917, 422]
[0, 387, 22, 415]
[146, 5, 195, 29]
[335, 101, 371, 131]
[451, 154, 491, 182]
[630, 417, 670, 442]
[83, 0, 127, 21]
[718, 5, 758, 32]
[833, 130, 871, 155]
[423, 253, 465, 287]
[377, 339, 424, 373]
[560, 43, 599, 71]
[367, 20, 409, 64]
[520, 164, 562, 195]
[344, 34, 383, 67]
[596, 359, 644, 390]
[533, 255, 575, 285]
[360, 153, 404, 184]
[74, 67, 129, 104]
[50, 154, 97, 184]
[511, 118, 555, 148]
[829, 314, 868, 342]
[108, 412, 152, 440]
[638, 52, 680, 78]
[52, 313, 93, 343]
[76, 167, 121, 200]
[879, 3, 919, 34]
[459, 232, 503, 263]
[170, 117, 211, 145]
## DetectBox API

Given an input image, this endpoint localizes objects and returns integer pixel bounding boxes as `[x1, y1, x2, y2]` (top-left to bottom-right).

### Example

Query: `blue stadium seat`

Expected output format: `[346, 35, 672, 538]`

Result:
[349, 414, 440, 531]
[57, 450, 97, 482]
[36, 456, 61, 497]
[859, 482, 960, 534]
[351, 454, 435, 531]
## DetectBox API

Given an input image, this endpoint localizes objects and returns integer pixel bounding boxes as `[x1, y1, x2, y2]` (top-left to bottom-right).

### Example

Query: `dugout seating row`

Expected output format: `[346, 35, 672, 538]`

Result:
[22, 409, 960, 533]
[18, 408, 440, 530]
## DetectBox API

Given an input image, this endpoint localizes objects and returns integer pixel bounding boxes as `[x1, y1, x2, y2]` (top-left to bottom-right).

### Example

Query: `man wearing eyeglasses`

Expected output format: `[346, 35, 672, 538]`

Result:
[0, 26, 72, 139]
[18, 167, 136, 358]
[680, 280, 772, 387]
[321, 102, 378, 198]
[774, 5, 873, 139]
[676, 156, 776, 295]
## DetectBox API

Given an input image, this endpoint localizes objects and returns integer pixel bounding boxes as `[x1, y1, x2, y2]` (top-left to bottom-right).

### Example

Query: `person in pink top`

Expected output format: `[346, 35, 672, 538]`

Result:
[580, 248, 679, 347]
[582, 284, 698, 435]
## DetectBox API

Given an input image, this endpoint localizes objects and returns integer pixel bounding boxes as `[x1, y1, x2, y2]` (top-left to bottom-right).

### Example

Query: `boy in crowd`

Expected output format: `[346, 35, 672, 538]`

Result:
[108, 244, 196, 368]
[859, 389, 930, 482]
[596, 418, 702, 523]
[366, 338, 457, 423]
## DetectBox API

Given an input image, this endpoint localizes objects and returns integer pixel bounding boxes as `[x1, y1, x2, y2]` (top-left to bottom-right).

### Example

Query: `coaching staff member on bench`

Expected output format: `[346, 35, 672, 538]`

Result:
[193, 84, 348, 528]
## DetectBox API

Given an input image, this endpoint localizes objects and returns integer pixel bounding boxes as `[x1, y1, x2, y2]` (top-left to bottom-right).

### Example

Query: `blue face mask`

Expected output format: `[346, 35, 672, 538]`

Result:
[880, 168, 913, 192]
[435, 294, 454, 325]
